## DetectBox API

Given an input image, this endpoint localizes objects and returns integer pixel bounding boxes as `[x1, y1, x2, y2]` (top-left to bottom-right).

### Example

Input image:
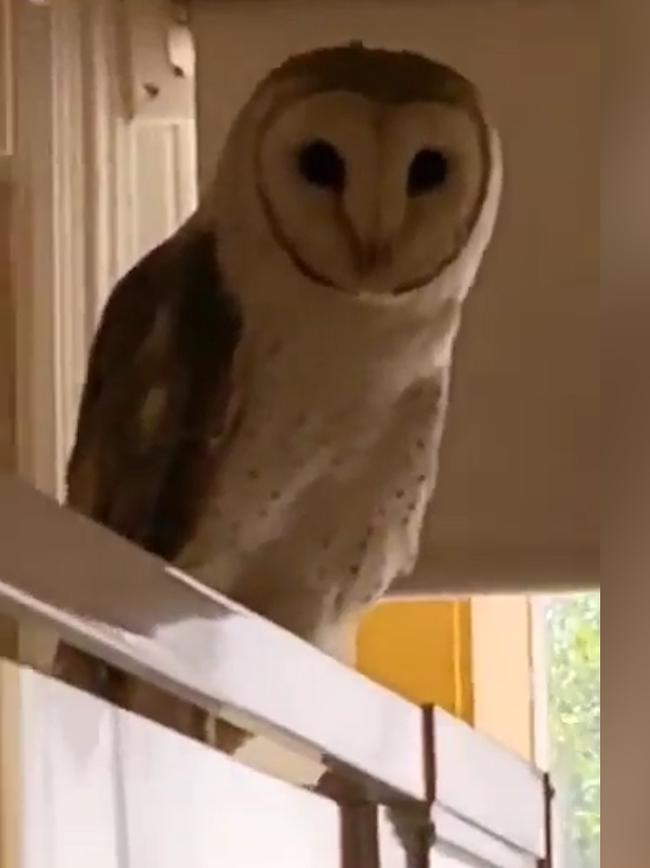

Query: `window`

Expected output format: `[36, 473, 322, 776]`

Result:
[533, 593, 601, 868]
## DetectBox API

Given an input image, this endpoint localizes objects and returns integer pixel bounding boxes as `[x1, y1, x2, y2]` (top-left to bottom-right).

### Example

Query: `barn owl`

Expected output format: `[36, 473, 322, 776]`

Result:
[58, 45, 502, 752]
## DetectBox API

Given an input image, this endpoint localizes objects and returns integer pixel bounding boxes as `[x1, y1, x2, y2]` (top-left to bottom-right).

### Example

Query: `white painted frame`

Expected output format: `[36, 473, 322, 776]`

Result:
[10, 0, 197, 499]
[12, 0, 86, 497]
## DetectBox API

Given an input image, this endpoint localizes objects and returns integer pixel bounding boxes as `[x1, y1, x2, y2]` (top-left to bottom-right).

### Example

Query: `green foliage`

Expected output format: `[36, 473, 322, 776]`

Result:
[546, 593, 601, 867]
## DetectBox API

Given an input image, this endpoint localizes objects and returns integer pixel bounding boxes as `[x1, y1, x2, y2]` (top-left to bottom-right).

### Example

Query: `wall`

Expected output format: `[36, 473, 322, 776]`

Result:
[470, 596, 534, 760]
[356, 596, 535, 760]
[357, 600, 472, 720]
[0, 180, 14, 474]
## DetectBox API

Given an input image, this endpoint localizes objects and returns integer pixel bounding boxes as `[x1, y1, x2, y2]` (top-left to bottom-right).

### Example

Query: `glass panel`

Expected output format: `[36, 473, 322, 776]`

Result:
[535, 593, 601, 868]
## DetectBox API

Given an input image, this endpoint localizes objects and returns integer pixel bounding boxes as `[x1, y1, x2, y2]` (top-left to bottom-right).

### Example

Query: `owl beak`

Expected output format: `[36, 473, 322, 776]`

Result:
[358, 240, 392, 275]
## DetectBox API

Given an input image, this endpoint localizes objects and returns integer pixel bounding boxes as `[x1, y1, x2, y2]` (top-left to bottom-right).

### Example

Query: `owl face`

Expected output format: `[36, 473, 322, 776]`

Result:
[257, 91, 488, 297]
[211, 46, 500, 303]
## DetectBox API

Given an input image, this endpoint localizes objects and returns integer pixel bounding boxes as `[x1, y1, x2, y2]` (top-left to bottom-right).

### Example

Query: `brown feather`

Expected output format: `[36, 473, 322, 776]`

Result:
[66, 227, 242, 561]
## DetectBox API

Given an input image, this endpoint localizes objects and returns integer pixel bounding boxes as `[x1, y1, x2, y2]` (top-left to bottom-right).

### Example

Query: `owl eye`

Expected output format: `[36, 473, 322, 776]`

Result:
[297, 140, 346, 192]
[408, 149, 449, 195]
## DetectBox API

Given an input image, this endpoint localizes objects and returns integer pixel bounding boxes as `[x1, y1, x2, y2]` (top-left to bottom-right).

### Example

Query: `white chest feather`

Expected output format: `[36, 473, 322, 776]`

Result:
[178, 278, 458, 645]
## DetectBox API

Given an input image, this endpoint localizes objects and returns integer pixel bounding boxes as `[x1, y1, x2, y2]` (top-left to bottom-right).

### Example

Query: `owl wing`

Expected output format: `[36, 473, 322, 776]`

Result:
[66, 227, 243, 561]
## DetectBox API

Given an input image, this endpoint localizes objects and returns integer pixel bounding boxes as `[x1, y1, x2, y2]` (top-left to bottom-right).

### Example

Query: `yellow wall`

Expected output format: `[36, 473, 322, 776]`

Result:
[470, 596, 534, 760]
[356, 596, 534, 761]
[357, 600, 473, 723]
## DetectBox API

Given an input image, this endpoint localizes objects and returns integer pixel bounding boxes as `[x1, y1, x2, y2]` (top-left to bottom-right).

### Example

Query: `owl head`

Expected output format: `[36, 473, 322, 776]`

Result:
[206, 44, 502, 305]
